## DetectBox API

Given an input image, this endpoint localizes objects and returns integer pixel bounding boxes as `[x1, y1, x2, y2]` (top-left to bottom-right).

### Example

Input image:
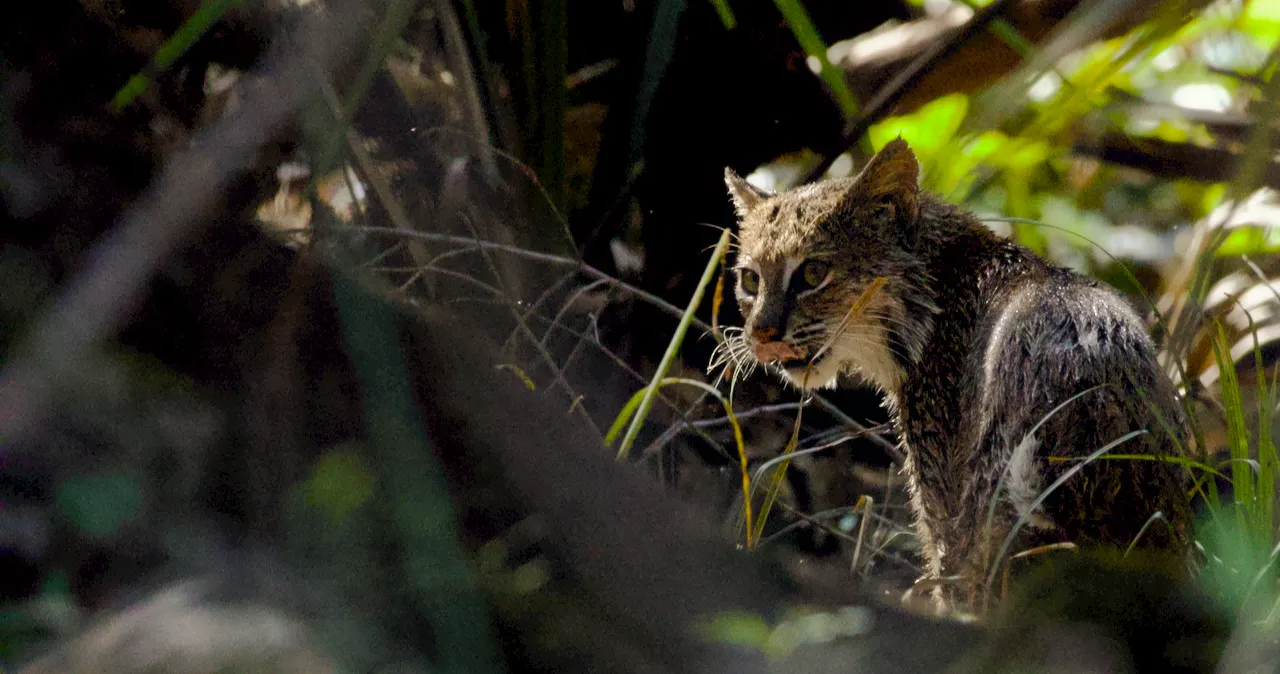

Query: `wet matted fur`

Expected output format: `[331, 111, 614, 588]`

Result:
[721, 139, 1191, 611]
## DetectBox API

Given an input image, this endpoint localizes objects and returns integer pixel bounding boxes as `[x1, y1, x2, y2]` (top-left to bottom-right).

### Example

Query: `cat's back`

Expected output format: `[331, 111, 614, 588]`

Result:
[975, 265, 1173, 411]
[971, 263, 1190, 546]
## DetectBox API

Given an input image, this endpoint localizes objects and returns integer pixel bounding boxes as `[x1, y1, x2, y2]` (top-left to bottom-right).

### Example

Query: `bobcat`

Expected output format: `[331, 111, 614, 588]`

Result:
[719, 139, 1190, 612]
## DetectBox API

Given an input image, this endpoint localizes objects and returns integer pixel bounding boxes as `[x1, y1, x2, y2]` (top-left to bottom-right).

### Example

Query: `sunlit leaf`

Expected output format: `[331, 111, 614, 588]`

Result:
[1242, 0, 1280, 50]
[869, 94, 969, 156]
[1190, 182, 1229, 218]
[1214, 226, 1280, 257]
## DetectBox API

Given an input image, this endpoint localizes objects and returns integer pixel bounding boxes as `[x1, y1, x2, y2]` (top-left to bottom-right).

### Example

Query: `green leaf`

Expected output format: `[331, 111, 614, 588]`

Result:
[57, 473, 143, 538]
[301, 447, 376, 525]
[1243, 0, 1280, 50]
[1215, 226, 1280, 257]
[868, 94, 969, 156]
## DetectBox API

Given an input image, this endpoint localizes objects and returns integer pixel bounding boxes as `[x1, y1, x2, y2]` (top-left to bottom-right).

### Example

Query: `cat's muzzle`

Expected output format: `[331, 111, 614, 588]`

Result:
[750, 338, 808, 367]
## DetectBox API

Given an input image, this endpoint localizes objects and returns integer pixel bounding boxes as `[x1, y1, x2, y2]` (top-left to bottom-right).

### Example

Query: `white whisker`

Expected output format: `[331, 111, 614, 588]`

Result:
[708, 327, 760, 385]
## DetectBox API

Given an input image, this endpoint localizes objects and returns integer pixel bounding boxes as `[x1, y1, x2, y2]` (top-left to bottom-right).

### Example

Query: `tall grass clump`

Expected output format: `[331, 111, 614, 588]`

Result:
[1196, 321, 1280, 624]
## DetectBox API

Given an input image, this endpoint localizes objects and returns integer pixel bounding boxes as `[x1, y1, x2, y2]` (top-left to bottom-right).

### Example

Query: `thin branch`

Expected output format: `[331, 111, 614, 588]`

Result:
[1073, 132, 1280, 190]
[349, 223, 901, 456]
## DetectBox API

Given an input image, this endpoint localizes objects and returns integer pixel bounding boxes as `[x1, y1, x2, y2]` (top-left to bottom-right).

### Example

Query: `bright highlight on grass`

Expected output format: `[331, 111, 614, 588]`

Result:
[612, 228, 733, 463]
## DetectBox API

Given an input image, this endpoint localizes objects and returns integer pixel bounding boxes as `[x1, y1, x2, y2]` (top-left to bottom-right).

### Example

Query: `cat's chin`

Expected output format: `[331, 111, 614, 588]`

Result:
[779, 355, 843, 391]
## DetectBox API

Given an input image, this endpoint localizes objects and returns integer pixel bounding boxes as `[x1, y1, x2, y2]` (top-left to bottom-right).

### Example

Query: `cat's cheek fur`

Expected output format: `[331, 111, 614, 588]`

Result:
[827, 326, 904, 395]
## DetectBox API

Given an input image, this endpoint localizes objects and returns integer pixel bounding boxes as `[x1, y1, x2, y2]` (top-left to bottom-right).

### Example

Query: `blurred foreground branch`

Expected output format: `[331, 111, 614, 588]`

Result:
[0, 0, 375, 445]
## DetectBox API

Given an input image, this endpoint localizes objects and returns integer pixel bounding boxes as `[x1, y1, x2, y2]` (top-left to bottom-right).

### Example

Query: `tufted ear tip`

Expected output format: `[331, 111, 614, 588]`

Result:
[854, 137, 920, 220]
[871, 137, 920, 185]
[880, 135, 915, 158]
[725, 167, 769, 217]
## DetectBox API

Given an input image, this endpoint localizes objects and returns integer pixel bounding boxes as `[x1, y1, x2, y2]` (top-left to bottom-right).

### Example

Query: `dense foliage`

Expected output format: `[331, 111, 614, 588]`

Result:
[1, 0, 1279, 671]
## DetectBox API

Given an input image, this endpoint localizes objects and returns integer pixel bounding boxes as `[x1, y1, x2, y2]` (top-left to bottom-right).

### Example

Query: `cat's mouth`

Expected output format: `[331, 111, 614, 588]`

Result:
[751, 340, 814, 370]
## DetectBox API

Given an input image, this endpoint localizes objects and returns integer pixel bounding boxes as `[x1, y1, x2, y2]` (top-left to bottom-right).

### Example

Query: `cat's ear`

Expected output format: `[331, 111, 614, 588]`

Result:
[725, 168, 769, 217]
[852, 137, 920, 227]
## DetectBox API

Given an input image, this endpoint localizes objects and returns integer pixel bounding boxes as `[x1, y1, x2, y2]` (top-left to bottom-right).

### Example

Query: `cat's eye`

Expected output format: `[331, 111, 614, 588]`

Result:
[739, 269, 761, 295]
[797, 260, 831, 290]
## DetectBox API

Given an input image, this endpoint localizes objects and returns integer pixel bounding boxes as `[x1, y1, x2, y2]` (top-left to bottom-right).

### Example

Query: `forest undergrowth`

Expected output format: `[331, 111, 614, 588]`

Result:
[3, 0, 1280, 671]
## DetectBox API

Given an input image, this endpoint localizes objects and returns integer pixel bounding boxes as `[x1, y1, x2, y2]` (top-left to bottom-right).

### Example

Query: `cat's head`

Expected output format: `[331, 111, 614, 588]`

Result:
[717, 139, 928, 392]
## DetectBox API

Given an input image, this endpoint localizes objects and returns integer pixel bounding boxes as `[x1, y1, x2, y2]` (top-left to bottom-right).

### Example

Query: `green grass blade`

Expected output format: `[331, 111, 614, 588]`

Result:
[1212, 321, 1254, 531]
[708, 0, 737, 29]
[606, 376, 729, 449]
[771, 0, 858, 118]
[523, 0, 568, 211]
[630, 0, 687, 165]
[749, 402, 804, 546]
[333, 277, 505, 674]
[1249, 316, 1276, 544]
[314, 0, 420, 175]
[1046, 453, 1225, 479]
[954, 0, 1040, 58]
[604, 388, 646, 448]
[110, 0, 244, 111]
[1123, 511, 1170, 558]
[609, 376, 754, 545]
[615, 229, 732, 459]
